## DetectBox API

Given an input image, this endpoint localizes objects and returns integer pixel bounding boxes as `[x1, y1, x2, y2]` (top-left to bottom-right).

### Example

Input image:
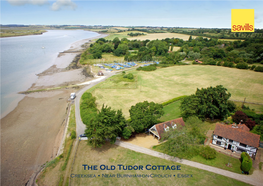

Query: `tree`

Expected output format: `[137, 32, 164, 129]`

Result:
[129, 101, 164, 133]
[241, 152, 253, 173]
[114, 44, 128, 56]
[113, 37, 121, 49]
[122, 126, 134, 139]
[232, 111, 248, 124]
[85, 105, 126, 148]
[180, 85, 232, 120]
[245, 119, 256, 130]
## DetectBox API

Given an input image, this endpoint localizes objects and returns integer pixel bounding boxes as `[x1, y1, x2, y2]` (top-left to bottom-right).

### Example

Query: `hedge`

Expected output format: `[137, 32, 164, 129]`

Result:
[162, 95, 188, 106]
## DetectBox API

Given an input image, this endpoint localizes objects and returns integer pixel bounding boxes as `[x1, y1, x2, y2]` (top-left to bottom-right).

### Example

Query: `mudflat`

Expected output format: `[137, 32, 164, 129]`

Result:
[1, 90, 73, 185]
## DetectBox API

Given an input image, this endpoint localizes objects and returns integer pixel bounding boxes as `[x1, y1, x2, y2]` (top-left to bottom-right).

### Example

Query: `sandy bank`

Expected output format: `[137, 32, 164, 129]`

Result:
[0, 32, 108, 186]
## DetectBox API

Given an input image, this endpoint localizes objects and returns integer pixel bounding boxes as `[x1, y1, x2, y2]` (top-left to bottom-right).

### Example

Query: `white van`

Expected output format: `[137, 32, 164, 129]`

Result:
[70, 93, 76, 100]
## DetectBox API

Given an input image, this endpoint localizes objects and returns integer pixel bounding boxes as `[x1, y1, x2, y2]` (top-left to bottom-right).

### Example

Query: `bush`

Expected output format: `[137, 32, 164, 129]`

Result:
[122, 127, 132, 139]
[232, 111, 248, 124]
[241, 152, 249, 162]
[71, 130, 76, 139]
[250, 65, 256, 70]
[254, 66, 263, 72]
[127, 73, 134, 80]
[200, 146, 217, 160]
[136, 64, 157, 71]
[241, 156, 253, 172]
[236, 62, 249, 69]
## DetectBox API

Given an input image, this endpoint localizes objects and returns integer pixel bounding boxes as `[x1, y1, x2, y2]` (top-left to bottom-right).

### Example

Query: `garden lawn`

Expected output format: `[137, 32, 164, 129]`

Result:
[160, 100, 182, 121]
[153, 144, 243, 174]
[70, 142, 249, 186]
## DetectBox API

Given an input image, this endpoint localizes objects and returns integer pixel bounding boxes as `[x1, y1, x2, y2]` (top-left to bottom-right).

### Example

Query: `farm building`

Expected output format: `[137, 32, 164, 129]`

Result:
[212, 123, 260, 158]
[149, 117, 185, 140]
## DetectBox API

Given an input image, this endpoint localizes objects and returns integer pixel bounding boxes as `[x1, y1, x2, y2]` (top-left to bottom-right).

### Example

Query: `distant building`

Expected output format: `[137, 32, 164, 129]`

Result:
[212, 123, 260, 158]
[149, 117, 185, 140]
[195, 60, 203, 64]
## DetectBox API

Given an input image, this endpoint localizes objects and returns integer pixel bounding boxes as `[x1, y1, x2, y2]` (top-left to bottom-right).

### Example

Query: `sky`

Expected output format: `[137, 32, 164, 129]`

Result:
[1, 0, 263, 28]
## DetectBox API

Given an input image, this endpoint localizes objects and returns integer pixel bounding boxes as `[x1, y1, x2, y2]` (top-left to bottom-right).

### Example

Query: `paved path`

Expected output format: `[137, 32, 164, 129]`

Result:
[75, 71, 116, 136]
[115, 141, 262, 186]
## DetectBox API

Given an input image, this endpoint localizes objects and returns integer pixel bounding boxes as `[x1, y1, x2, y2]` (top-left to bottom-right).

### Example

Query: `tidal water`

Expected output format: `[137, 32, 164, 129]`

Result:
[0, 30, 99, 118]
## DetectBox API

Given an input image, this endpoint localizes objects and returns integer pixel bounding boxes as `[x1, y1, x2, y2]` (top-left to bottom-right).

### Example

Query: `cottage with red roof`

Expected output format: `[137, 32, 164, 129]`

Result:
[149, 117, 185, 140]
[212, 123, 260, 158]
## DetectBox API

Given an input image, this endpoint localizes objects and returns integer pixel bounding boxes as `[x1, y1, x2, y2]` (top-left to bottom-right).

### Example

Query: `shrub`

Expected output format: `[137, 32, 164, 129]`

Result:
[232, 111, 248, 123]
[236, 62, 249, 69]
[250, 65, 256, 70]
[241, 156, 253, 172]
[254, 66, 263, 72]
[136, 64, 157, 71]
[200, 146, 217, 160]
[71, 130, 76, 139]
[241, 152, 249, 162]
[127, 73, 134, 80]
[122, 127, 132, 139]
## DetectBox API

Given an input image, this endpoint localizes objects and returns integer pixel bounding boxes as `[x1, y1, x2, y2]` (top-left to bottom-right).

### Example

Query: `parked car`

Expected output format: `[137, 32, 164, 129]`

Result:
[70, 93, 76, 100]
[79, 134, 88, 140]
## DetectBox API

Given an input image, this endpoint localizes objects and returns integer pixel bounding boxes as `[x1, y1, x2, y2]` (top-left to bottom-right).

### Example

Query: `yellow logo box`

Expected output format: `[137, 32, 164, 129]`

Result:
[231, 9, 254, 32]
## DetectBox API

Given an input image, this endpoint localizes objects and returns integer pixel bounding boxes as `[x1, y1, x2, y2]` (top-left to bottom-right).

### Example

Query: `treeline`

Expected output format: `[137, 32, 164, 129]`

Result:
[171, 28, 263, 39]
[127, 32, 145, 37]
[80, 34, 263, 70]
[80, 92, 164, 147]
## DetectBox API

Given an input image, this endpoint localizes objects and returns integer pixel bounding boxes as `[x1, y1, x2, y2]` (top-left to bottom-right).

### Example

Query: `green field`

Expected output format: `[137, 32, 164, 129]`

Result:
[70, 142, 248, 186]
[89, 65, 263, 118]
[81, 53, 125, 65]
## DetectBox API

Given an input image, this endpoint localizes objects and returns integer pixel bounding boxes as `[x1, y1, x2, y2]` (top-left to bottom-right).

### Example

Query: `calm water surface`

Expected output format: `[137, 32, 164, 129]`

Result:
[0, 30, 99, 118]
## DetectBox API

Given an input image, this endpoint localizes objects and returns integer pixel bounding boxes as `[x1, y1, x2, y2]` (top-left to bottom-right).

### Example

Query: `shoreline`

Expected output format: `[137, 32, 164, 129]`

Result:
[0, 32, 108, 119]
[0, 32, 108, 186]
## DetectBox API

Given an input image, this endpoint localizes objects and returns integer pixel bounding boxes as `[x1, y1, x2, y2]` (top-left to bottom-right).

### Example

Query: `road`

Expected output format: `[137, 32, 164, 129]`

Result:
[75, 71, 116, 136]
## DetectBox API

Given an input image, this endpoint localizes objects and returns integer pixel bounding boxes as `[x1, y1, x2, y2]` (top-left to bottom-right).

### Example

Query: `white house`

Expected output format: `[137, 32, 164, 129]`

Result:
[149, 117, 185, 140]
[212, 123, 260, 158]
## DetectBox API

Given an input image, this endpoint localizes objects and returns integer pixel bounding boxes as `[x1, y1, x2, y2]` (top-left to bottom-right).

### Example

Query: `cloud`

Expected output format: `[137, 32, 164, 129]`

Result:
[7, 0, 49, 6]
[51, 0, 77, 11]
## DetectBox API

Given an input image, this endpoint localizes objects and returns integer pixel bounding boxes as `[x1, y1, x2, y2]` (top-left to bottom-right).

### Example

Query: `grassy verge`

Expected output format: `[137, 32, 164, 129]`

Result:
[70, 142, 249, 186]
[37, 105, 76, 186]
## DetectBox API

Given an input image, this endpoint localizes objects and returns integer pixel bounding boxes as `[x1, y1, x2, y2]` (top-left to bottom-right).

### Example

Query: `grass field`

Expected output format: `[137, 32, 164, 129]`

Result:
[70, 142, 248, 186]
[127, 33, 199, 41]
[104, 31, 148, 40]
[80, 53, 125, 65]
[89, 65, 263, 118]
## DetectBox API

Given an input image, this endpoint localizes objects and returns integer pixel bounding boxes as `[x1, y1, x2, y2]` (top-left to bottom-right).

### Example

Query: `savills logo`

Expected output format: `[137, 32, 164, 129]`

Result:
[231, 9, 254, 32]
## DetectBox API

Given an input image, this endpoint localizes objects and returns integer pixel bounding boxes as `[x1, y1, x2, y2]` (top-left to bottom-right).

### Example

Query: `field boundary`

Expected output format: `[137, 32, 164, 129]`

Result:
[230, 99, 263, 105]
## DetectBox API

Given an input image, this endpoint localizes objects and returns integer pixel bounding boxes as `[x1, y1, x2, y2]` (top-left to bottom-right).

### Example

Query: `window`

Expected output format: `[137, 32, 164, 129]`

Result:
[218, 136, 223, 140]
[216, 141, 221, 145]
[240, 143, 247, 148]
[229, 139, 233, 143]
